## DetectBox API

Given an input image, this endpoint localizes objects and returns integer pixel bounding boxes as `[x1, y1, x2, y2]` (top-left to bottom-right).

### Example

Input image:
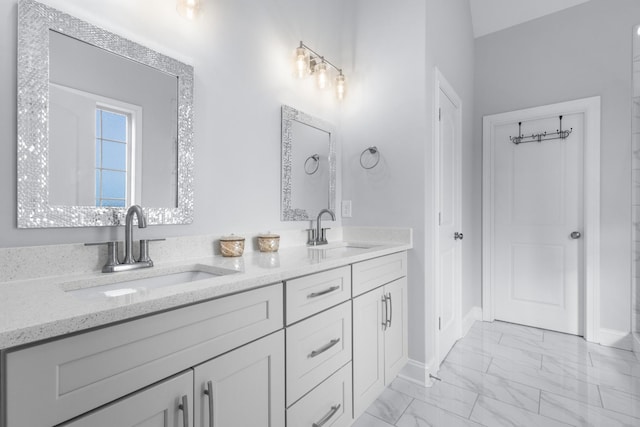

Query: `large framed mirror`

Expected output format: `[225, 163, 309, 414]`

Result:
[17, 0, 194, 228]
[281, 105, 336, 221]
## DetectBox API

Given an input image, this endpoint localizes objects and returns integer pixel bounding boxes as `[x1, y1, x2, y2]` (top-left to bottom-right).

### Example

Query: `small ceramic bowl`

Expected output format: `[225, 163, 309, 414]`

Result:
[258, 233, 280, 253]
[220, 235, 245, 257]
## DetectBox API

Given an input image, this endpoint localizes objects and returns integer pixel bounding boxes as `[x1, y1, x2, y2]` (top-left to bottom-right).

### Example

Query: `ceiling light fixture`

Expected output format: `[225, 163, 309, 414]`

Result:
[293, 41, 346, 100]
[176, 0, 201, 20]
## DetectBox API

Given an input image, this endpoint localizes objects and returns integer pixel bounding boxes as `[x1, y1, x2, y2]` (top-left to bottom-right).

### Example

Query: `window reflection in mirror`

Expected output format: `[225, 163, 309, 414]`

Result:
[47, 29, 178, 209]
[95, 108, 128, 208]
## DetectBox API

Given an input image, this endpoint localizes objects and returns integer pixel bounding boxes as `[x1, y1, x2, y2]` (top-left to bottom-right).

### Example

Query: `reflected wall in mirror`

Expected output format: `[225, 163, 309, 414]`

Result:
[17, 0, 194, 228]
[632, 24, 640, 338]
[281, 105, 336, 221]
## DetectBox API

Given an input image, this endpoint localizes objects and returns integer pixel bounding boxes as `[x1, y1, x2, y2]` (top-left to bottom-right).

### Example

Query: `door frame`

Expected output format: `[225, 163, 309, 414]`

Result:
[482, 96, 601, 342]
[433, 67, 463, 364]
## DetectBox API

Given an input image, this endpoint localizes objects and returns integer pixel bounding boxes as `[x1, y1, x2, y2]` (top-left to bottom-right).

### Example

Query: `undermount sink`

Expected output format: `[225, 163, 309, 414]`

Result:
[307, 242, 376, 251]
[66, 266, 238, 300]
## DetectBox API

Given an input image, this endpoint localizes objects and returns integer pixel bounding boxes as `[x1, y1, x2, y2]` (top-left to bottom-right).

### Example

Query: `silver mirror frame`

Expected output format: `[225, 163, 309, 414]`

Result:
[17, 0, 194, 228]
[281, 105, 336, 221]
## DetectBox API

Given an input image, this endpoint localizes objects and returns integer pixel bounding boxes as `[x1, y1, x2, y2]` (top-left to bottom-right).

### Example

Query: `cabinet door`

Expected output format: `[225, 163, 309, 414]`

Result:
[61, 371, 193, 427]
[384, 277, 408, 383]
[193, 331, 285, 427]
[352, 287, 385, 419]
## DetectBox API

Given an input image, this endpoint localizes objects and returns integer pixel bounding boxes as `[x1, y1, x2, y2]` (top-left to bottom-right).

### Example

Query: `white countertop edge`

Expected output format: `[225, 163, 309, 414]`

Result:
[0, 242, 411, 350]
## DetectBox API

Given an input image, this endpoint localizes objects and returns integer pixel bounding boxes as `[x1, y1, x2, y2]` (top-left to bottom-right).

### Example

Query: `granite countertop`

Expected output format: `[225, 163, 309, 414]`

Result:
[0, 240, 411, 350]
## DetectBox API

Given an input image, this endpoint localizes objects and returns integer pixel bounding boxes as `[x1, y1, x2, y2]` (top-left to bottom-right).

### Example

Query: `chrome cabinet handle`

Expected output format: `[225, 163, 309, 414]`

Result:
[570, 231, 581, 239]
[382, 294, 388, 330]
[308, 338, 341, 358]
[203, 380, 214, 427]
[387, 292, 393, 328]
[312, 404, 341, 427]
[178, 394, 189, 427]
[307, 285, 340, 299]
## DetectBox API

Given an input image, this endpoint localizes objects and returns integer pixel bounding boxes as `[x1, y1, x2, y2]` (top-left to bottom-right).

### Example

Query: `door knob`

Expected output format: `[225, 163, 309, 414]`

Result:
[454, 232, 464, 240]
[570, 231, 581, 239]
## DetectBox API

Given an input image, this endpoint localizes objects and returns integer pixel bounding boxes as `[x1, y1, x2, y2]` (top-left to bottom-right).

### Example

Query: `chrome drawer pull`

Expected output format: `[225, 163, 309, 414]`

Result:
[178, 395, 189, 427]
[382, 294, 389, 330]
[203, 380, 214, 427]
[308, 338, 341, 358]
[307, 285, 341, 299]
[387, 292, 393, 328]
[312, 404, 341, 427]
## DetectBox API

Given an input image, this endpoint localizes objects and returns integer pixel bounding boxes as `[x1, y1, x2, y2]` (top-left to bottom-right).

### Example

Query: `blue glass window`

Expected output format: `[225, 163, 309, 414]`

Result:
[95, 108, 128, 207]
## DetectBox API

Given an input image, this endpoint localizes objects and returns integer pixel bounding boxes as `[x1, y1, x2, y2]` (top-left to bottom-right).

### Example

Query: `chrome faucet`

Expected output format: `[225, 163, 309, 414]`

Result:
[124, 204, 147, 264]
[86, 205, 163, 273]
[308, 208, 335, 246]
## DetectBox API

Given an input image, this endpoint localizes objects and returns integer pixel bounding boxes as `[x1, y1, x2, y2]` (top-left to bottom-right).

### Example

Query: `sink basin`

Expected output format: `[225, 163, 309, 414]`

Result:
[307, 242, 376, 251]
[66, 266, 237, 300]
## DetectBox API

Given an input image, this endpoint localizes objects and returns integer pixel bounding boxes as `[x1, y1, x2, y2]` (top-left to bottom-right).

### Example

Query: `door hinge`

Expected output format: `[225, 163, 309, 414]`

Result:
[438, 212, 442, 225]
[438, 108, 441, 121]
[438, 317, 441, 330]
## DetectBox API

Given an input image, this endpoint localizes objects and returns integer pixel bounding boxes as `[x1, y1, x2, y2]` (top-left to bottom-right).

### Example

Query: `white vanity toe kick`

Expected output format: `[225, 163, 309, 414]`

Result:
[0, 241, 410, 349]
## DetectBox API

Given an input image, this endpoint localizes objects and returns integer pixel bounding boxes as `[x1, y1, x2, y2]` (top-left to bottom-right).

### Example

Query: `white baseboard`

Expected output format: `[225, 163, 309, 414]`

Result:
[598, 328, 633, 351]
[462, 306, 482, 337]
[633, 332, 640, 355]
[397, 358, 438, 387]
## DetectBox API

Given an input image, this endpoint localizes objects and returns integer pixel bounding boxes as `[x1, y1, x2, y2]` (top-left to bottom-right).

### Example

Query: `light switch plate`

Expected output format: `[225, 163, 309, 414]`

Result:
[341, 200, 352, 218]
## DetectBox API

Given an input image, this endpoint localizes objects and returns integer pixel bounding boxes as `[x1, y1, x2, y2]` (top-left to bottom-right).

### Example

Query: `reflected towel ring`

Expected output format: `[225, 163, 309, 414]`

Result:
[360, 146, 380, 169]
[304, 154, 320, 175]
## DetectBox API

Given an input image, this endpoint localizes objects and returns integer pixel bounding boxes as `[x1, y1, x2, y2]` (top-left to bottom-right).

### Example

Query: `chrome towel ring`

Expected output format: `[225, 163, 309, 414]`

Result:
[360, 146, 380, 169]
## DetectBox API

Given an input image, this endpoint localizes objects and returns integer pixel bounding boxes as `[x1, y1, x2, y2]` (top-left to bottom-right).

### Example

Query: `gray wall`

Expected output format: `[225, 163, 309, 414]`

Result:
[341, 0, 475, 368]
[475, 0, 639, 334]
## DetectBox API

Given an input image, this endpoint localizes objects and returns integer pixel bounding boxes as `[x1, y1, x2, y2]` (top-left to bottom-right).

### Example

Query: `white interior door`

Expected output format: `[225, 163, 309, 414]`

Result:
[436, 71, 462, 364]
[491, 113, 584, 335]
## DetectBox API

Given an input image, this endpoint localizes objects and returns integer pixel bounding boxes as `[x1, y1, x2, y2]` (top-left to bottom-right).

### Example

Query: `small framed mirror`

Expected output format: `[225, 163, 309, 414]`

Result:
[281, 105, 336, 221]
[17, 0, 194, 228]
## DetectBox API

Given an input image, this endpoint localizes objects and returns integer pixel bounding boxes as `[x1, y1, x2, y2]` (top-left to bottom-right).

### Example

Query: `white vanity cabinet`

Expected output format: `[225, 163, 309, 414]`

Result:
[1, 248, 411, 427]
[193, 331, 285, 427]
[352, 253, 408, 418]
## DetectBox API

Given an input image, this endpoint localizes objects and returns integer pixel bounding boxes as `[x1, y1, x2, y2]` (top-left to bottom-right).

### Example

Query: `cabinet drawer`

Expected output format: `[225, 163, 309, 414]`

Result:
[352, 252, 407, 297]
[287, 362, 353, 427]
[60, 370, 193, 427]
[286, 265, 351, 325]
[286, 301, 352, 406]
[5, 283, 283, 427]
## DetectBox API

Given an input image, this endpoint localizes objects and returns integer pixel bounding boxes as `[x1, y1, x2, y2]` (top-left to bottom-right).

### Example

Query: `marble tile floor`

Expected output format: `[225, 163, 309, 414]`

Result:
[352, 320, 640, 427]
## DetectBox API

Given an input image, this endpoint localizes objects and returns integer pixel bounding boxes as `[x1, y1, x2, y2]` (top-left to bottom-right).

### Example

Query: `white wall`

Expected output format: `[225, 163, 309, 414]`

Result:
[0, 0, 347, 246]
[341, 0, 474, 373]
[475, 0, 639, 334]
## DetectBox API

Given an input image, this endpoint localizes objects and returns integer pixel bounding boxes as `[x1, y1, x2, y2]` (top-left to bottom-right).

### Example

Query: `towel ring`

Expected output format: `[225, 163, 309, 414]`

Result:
[360, 146, 380, 170]
[304, 154, 320, 175]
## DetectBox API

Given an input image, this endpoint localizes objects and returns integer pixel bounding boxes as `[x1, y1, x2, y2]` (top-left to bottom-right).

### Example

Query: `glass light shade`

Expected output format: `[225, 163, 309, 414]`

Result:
[335, 73, 346, 100]
[294, 47, 310, 79]
[176, 0, 201, 20]
[316, 61, 329, 90]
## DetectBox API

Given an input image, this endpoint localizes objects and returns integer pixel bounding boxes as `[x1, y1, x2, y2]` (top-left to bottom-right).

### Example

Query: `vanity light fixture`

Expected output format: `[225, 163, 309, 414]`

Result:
[294, 41, 347, 100]
[176, 0, 201, 20]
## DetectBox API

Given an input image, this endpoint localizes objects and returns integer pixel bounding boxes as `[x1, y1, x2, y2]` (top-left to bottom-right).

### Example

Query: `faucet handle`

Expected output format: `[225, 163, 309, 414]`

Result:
[85, 241, 120, 271]
[138, 238, 165, 263]
[320, 227, 331, 244]
[306, 228, 317, 246]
